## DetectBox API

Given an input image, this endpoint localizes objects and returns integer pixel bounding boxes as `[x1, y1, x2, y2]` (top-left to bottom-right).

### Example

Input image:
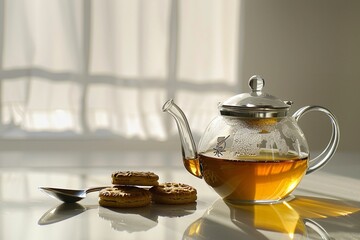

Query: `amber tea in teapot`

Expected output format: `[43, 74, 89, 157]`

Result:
[198, 150, 307, 202]
[164, 75, 340, 204]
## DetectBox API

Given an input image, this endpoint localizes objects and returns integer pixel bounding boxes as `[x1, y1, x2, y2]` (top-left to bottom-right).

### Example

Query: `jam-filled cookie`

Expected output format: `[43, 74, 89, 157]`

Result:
[99, 186, 151, 208]
[111, 171, 159, 186]
[150, 182, 197, 205]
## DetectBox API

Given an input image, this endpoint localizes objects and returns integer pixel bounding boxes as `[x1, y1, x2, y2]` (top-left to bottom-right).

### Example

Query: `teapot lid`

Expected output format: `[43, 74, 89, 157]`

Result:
[219, 75, 292, 118]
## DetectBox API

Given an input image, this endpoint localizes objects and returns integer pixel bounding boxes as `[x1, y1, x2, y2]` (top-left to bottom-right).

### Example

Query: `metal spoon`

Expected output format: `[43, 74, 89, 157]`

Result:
[39, 186, 109, 203]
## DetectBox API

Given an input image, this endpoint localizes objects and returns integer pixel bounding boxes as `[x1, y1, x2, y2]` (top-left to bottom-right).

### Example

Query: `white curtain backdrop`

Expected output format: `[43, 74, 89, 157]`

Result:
[0, 0, 240, 142]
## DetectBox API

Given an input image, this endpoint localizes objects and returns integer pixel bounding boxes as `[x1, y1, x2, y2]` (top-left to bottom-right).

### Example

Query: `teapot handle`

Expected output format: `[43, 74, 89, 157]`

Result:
[293, 106, 340, 175]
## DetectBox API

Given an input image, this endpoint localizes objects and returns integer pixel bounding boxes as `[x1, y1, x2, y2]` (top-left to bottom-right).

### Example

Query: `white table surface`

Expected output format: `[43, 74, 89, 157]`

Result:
[0, 150, 359, 240]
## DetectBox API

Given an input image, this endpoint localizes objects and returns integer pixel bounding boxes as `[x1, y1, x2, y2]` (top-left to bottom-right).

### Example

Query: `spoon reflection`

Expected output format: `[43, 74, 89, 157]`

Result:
[38, 203, 89, 225]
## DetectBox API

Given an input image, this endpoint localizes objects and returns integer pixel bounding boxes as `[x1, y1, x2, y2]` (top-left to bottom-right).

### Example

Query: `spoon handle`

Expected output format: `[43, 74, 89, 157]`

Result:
[85, 186, 109, 194]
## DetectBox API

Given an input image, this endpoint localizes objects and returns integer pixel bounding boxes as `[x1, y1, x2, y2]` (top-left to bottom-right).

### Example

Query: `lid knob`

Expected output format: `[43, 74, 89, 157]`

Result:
[249, 75, 265, 92]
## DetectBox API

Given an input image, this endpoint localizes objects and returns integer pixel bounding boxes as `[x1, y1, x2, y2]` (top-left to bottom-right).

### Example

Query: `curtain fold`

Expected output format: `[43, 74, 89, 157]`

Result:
[0, 0, 240, 141]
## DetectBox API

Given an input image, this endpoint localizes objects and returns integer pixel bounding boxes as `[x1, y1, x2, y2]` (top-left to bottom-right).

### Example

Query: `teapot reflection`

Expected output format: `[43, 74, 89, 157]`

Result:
[183, 196, 360, 240]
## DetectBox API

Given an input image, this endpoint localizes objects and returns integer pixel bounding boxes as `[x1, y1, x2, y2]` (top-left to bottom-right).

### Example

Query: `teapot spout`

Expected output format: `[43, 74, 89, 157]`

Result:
[162, 99, 202, 178]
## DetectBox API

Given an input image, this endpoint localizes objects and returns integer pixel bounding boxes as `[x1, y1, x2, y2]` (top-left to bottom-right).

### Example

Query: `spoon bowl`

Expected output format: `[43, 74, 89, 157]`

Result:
[39, 186, 109, 203]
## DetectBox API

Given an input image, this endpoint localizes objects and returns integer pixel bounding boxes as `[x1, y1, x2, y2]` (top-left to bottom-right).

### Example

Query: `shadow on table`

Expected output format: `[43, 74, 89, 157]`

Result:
[183, 195, 360, 240]
[98, 203, 196, 232]
[39, 202, 197, 232]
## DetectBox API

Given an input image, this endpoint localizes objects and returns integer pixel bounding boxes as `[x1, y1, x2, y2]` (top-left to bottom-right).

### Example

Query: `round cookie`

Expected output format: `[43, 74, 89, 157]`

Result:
[99, 186, 151, 208]
[111, 171, 159, 186]
[150, 182, 197, 205]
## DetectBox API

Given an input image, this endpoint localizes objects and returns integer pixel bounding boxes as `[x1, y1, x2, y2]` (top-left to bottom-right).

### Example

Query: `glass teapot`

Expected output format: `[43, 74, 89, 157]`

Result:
[163, 75, 340, 204]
